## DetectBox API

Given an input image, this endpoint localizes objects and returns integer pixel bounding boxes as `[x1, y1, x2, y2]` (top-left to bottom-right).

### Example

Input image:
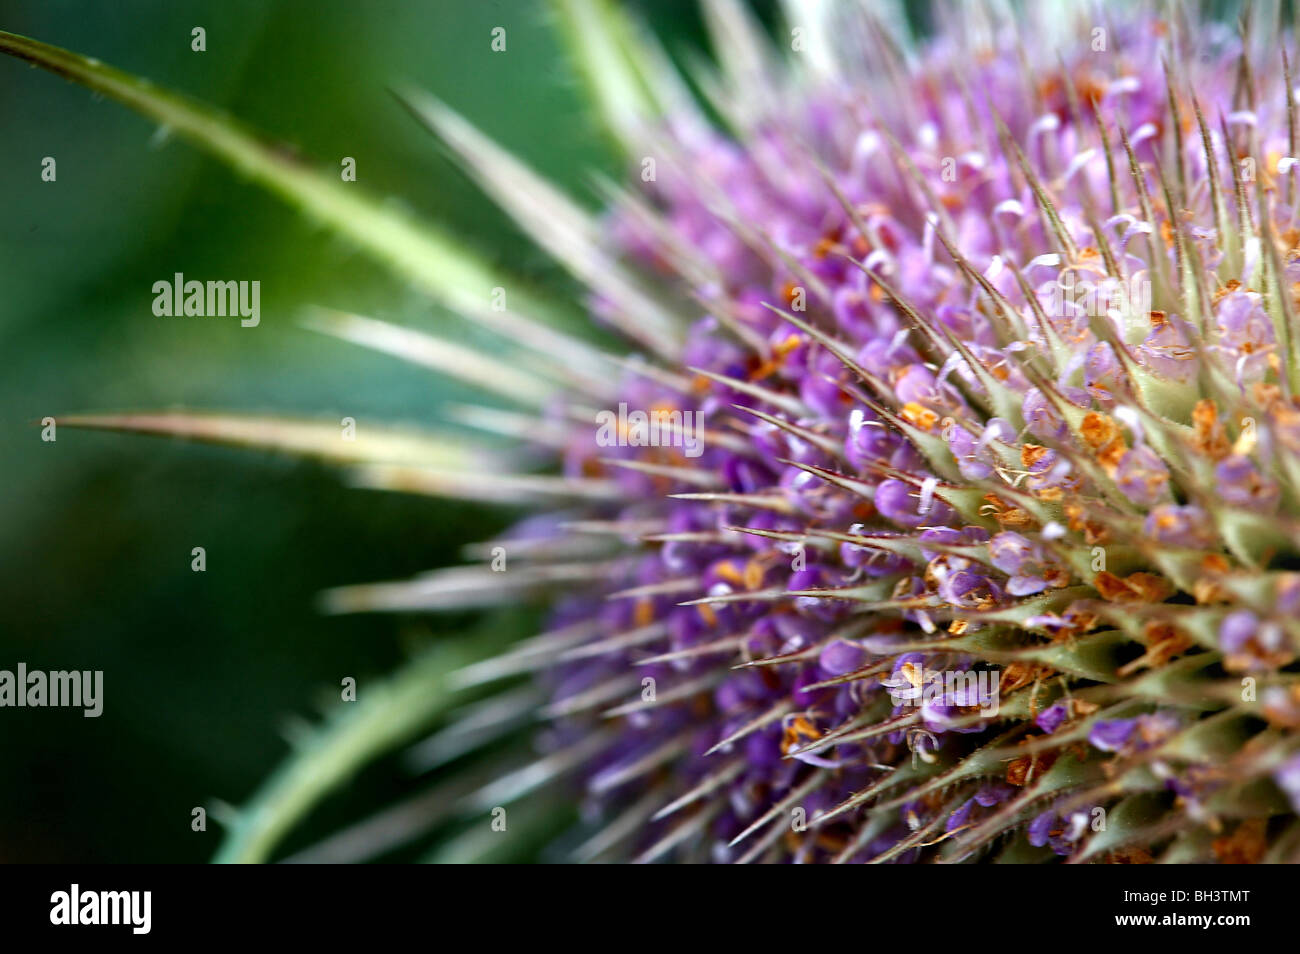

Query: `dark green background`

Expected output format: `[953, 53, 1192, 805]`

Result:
[0, 0, 730, 863]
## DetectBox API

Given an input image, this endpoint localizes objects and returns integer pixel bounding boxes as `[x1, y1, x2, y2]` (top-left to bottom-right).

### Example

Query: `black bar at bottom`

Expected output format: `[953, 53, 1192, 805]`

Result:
[0, 863, 1279, 941]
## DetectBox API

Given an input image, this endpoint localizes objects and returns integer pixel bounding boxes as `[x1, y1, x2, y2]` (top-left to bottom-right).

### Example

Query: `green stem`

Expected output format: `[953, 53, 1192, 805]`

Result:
[213, 637, 483, 864]
[0, 29, 574, 329]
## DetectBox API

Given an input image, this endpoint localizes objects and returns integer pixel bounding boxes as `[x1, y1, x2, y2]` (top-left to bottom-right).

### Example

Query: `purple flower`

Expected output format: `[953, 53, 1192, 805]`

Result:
[1218, 610, 1291, 671]
[1090, 713, 1181, 755]
[875, 477, 951, 527]
[1213, 291, 1276, 383]
[1035, 701, 1070, 734]
[1114, 445, 1170, 506]
[988, 531, 1062, 595]
[1275, 755, 1300, 814]
[1219, 610, 1260, 655]
[818, 639, 866, 677]
[1023, 386, 1089, 440]
[1028, 804, 1094, 856]
[1215, 455, 1279, 513]
[1143, 504, 1217, 549]
[1089, 718, 1138, 752]
[937, 570, 1004, 608]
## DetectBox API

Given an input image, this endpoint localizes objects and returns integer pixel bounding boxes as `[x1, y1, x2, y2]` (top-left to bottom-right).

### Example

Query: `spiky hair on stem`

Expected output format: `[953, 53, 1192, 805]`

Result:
[9, 0, 1300, 863]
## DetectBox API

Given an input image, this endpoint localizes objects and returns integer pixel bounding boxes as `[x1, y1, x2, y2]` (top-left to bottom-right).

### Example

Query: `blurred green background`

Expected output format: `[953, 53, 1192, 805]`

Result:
[0, 0, 740, 862]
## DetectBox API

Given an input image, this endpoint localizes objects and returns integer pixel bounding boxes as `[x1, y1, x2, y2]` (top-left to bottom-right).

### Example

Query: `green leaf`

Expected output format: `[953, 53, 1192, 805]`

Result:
[0, 29, 581, 342]
[53, 411, 495, 469]
[213, 630, 507, 864]
[421, 796, 574, 864]
[549, 0, 664, 154]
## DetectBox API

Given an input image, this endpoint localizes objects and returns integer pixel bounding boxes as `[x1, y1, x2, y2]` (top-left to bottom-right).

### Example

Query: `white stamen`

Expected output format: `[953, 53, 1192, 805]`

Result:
[1130, 123, 1157, 146]
[918, 477, 938, 515]
[1114, 405, 1143, 442]
[1242, 236, 1260, 285]
[1030, 113, 1061, 137]
[1063, 148, 1097, 183]
[1106, 76, 1141, 97]
[864, 249, 892, 272]
[994, 198, 1025, 218]
[1066, 812, 1089, 841]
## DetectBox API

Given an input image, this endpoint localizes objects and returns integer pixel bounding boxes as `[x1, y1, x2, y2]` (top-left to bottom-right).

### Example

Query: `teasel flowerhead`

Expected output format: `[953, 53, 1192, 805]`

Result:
[11, 0, 1300, 863]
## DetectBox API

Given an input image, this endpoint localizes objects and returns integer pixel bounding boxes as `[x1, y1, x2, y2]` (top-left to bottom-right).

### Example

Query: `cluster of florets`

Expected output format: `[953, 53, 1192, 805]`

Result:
[533, 10, 1300, 863]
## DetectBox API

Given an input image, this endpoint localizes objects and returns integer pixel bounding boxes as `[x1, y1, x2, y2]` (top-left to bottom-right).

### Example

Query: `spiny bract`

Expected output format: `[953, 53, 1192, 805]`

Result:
[12, 0, 1300, 863]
